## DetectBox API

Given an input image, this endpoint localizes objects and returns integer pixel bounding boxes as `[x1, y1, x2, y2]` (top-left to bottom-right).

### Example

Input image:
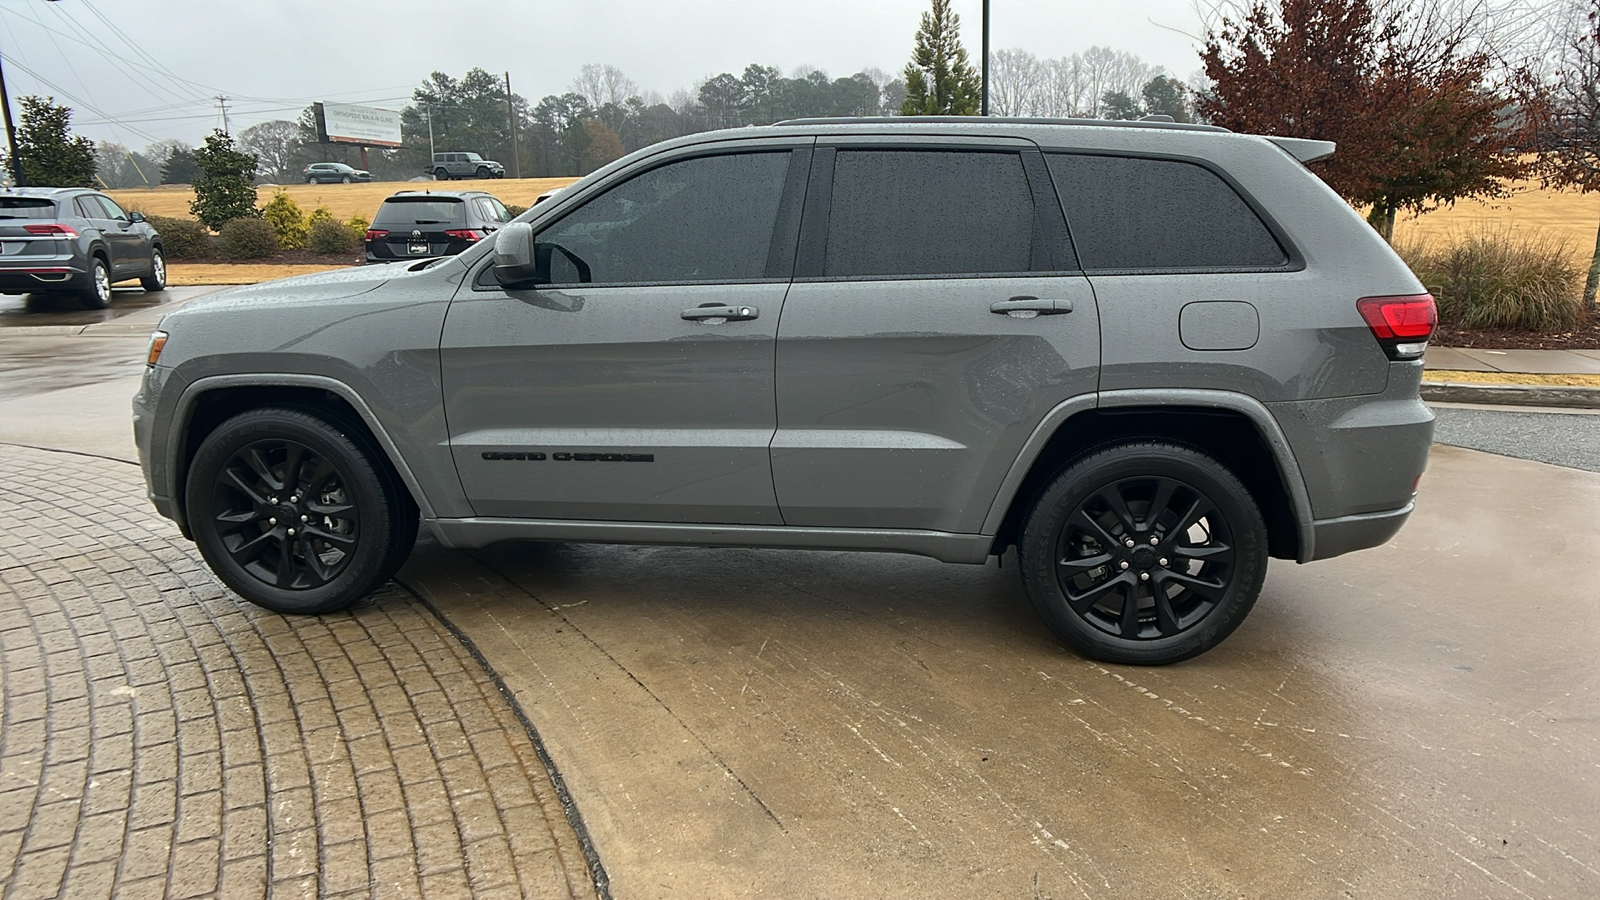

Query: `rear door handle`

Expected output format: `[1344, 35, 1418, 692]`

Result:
[682, 304, 758, 322]
[990, 296, 1072, 318]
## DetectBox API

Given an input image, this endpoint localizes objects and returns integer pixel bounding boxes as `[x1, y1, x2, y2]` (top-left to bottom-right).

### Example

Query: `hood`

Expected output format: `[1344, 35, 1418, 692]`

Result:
[159, 261, 449, 331]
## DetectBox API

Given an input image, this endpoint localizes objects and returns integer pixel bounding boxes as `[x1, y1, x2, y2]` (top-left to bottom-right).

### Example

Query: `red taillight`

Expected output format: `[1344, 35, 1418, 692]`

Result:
[444, 229, 483, 242]
[1357, 294, 1436, 339]
[1357, 294, 1435, 360]
[364, 229, 388, 242]
[23, 223, 78, 237]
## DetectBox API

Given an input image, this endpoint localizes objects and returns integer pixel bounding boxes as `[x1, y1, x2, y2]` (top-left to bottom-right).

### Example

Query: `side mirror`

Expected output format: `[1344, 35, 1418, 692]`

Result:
[128, 211, 146, 223]
[493, 222, 540, 286]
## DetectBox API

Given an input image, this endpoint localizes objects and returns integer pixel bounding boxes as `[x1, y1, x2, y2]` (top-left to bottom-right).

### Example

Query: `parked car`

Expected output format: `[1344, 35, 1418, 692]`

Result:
[0, 187, 165, 308]
[134, 117, 1436, 665]
[363, 190, 511, 263]
[304, 162, 372, 184]
[427, 152, 504, 180]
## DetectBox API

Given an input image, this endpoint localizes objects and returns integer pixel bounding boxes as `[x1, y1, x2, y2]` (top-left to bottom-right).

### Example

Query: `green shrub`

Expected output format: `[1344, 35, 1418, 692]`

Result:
[347, 213, 370, 243]
[260, 191, 308, 250]
[1396, 228, 1583, 331]
[308, 217, 358, 255]
[147, 215, 212, 259]
[308, 205, 337, 228]
[503, 203, 527, 218]
[217, 217, 279, 259]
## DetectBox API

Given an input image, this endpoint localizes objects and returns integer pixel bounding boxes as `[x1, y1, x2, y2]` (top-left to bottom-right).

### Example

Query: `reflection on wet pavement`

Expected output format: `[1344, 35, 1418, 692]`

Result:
[0, 286, 201, 327]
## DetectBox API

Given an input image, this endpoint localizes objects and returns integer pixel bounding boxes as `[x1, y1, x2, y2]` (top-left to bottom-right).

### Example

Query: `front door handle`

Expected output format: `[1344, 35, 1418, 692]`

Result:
[990, 296, 1073, 318]
[682, 304, 759, 322]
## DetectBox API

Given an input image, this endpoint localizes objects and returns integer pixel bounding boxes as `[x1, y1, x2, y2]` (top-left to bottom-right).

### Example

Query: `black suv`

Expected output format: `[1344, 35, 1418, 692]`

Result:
[363, 190, 511, 263]
[0, 187, 165, 308]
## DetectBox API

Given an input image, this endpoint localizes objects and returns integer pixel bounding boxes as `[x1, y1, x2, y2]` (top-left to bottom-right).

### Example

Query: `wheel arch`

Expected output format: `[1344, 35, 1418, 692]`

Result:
[985, 391, 1314, 563]
[166, 375, 434, 537]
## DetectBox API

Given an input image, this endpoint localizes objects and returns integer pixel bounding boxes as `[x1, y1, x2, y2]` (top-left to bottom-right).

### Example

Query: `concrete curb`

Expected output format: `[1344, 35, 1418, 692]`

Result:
[1422, 381, 1600, 409]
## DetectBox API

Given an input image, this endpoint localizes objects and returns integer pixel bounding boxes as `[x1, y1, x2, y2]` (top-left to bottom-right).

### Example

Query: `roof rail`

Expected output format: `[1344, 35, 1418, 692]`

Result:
[771, 115, 1229, 133]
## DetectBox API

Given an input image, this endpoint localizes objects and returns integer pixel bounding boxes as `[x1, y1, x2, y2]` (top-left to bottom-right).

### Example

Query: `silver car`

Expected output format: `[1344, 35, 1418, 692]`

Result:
[0, 187, 166, 308]
[134, 118, 1435, 664]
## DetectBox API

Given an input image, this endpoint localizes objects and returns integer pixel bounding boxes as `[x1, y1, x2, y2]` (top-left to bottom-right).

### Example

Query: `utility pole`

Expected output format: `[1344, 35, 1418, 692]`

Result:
[981, 0, 990, 116]
[504, 72, 520, 179]
[0, 50, 23, 186]
[215, 95, 231, 135]
[426, 102, 435, 160]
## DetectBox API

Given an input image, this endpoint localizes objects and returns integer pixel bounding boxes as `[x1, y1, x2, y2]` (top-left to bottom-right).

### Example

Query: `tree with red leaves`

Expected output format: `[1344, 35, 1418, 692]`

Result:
[1200, 0, 1544, 241]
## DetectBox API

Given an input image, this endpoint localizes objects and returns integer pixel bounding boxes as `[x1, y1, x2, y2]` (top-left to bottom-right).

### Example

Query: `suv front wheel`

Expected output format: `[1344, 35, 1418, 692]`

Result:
[1018, 442, 1268, 665]
[186, 408, 418, 614]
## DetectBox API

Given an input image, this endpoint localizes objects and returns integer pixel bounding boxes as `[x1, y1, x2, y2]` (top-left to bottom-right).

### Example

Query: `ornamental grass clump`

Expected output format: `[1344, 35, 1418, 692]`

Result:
[1395, 228, 1583, 331]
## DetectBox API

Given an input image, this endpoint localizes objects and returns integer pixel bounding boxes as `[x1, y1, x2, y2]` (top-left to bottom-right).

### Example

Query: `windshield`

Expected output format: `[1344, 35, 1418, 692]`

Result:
[0, 197, 57, 219]
[373, 198, 465, 227]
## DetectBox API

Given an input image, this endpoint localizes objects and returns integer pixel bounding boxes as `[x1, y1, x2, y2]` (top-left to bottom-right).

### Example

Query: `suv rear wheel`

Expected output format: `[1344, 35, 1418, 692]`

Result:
[80, 256, 112, 309]
[1018, 442, 1268, 665]
[186, 408, 418, 614]
[434, 167, 449, 181]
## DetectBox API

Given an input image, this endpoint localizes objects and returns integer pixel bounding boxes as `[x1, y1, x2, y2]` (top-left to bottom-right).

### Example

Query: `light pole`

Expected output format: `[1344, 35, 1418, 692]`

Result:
[981, 0, 990, 116]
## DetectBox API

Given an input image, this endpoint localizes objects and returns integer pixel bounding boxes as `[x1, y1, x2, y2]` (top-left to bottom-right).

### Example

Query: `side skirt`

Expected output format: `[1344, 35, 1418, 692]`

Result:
[424, 517, 994, 564]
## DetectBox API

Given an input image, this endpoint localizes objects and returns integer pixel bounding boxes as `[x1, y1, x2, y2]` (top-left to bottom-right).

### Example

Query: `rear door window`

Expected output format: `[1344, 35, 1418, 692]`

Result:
[822, 149, 1034, 278]
[1045, 153, 1287, 271]
[533, 150, 792, 286]
[0, 198, 56, 219]
[374, 198, 466, 227]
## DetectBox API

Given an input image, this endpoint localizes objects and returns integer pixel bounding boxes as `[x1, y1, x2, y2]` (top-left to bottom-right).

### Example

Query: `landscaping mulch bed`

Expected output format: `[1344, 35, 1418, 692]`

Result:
[1433, 308, 1600, 350]
[171, 249, 363, 267]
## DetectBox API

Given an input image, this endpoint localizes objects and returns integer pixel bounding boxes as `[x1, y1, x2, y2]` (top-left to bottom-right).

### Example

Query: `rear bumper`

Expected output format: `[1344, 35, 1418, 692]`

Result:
[1305, 500, 1414, 562]
[0, 265, 89, 292]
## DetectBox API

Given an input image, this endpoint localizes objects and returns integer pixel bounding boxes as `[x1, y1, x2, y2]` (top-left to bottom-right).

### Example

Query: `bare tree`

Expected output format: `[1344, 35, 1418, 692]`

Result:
[989, 48, 1045, 115]
[1545, 0, 1600, 308]
[238, 119, 303, 183]
[572, 64, 639, 109]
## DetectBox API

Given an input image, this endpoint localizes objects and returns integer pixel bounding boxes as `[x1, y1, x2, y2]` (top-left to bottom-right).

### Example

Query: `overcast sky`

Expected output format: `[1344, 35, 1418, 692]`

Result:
[0, 0, 1210, 149]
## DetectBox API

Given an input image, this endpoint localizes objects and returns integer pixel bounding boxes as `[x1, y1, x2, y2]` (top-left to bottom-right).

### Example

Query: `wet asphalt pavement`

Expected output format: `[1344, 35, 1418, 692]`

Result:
[1432, 403, 1600, 473]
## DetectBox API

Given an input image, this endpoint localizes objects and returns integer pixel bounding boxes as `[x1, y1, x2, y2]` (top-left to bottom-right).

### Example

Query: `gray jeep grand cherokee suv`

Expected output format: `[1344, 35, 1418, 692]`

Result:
[134, 118, 1435, 665]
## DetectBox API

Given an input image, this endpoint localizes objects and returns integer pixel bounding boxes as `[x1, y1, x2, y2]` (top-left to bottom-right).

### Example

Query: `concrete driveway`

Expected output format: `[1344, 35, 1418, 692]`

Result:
[400, 444, 1598, 898]
[1, 329, 1595, 898]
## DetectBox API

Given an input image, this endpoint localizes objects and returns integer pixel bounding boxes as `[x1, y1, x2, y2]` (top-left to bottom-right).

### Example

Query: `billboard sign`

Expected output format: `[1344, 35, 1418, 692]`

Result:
[314, 102, 403, 147]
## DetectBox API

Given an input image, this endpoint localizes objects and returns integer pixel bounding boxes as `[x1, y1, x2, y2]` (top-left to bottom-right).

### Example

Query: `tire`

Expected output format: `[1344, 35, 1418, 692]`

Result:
[1017, 441, 1267, 665]
[434, 168, 449, 181]
[139, 247, 166, 292]
[79, 256, 112, 309]
[475, 166, 489, 179]
[185, 407, 419, 614]
[341, 175, 352, 183]
[306, 176, 317, 184]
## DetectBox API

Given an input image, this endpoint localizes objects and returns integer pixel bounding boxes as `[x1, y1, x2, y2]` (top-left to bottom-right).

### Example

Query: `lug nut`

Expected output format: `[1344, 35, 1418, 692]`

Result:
[1159, 558, 1169, 567]
[287, 528, 296, 536]
[268, 517, 277, 525]
[269, 496, 278, 504]
[1150, 536, 1159, 545]
[1124, 538, 1136, 548]
[1139, 572, 1150, 581]
[1119, 561, 1130, 570]
[300, 515, 309, 523]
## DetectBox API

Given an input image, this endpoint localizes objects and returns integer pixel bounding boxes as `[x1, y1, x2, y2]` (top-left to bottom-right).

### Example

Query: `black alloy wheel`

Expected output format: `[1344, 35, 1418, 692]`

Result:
[186, 408, 418, 614]
[1018, 442, 1267, 665]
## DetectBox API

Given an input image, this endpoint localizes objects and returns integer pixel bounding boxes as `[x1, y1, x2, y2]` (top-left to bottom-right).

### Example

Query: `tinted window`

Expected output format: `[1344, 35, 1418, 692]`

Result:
[824, 150, 1033, 278]
[75, 198, 105, 219]
[535, 151, 790, 285]
[374, 198, 466, 227]
[1046, 154, 1286, 270]
[0, 198, 56, 219]
[95, 196, 129, 220]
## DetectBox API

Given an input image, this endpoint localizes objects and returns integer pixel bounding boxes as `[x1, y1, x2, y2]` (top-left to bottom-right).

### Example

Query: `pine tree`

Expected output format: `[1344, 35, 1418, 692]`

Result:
[7, 96, 97, 187]
[900, 0, 981, 116]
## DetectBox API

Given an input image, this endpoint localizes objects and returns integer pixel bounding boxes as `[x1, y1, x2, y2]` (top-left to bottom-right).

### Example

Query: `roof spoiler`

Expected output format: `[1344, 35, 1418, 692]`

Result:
[1267, 136, 1335, 163]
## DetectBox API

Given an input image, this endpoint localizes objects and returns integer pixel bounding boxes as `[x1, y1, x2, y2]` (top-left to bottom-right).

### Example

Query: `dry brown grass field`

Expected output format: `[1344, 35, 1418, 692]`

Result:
[1392, 180, 1599, 266]
[109, 176, 578, 224]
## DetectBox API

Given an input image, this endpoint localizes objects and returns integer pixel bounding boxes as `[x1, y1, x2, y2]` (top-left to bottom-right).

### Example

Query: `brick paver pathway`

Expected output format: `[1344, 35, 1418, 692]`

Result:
[0, 445, 599, 899]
